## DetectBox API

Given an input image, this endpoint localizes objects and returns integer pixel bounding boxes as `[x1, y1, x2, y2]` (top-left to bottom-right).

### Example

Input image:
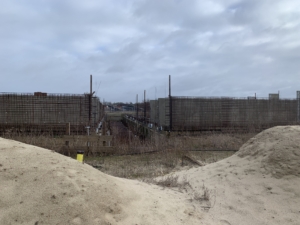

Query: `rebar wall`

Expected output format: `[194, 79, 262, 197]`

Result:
[152, 96, 299, 132]
[0, 92, 104, 134]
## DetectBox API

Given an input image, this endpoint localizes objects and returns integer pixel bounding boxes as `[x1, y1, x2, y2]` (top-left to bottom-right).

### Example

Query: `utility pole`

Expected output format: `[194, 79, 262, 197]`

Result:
[90, 75, 92, 96]
[169, 75, 172, 131]
[297, 91, 300, 122]
[89, 75, 92, 126]
[136, 94, 138, 119]
[144, 90, 146, 123]
[88, 74, 96, 128]
[136, 94, 138, 134]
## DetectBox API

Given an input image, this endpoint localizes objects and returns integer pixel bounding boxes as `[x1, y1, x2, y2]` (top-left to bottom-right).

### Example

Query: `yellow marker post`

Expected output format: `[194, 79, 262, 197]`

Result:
[76, 150, 84, 163]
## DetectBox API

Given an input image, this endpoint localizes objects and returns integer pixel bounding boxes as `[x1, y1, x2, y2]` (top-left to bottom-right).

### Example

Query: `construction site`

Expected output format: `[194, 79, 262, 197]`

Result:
[0, 92, 104, 135]
[1, 84, 300, 225]
[1, 88, 300, 135]
[150, 92, 300, 132]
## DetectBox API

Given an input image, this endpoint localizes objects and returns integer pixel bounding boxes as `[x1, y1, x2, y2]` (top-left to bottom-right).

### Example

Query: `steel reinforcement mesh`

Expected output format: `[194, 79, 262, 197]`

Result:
[0, 92, 104, 134]
[165, 96, 299, 131]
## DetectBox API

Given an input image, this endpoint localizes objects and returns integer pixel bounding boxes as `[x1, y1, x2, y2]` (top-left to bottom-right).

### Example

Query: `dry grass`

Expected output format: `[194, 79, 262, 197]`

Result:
[1, 130, 255, 179]
[85, 150, 187, 179]
[146, 174, 215, 210]
[1, 133, 64, 151]
[0, 127, 253, 213]
[87, 131, 254, 179]
[178, 132, 255, 151]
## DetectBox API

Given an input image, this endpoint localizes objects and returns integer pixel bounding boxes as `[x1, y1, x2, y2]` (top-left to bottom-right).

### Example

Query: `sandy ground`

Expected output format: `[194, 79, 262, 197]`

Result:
[1, 126, 300, 225]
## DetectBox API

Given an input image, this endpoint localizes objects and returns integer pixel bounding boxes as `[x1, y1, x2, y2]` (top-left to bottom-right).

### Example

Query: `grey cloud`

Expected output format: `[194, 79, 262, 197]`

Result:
[0, 0, 300, 102]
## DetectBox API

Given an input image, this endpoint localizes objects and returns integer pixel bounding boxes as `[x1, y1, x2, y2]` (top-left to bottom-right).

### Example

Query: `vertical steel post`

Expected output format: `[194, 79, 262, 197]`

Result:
[144, 90, 146, 123]
[169, 75, 172, 131]
[136, 94, 138, 119]
[89, 75, 92, 126]
[297, 91, 300, 122]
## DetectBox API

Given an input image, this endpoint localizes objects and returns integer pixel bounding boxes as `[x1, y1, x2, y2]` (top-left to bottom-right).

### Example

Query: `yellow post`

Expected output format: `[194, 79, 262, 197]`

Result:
[76, 150, 84, 163]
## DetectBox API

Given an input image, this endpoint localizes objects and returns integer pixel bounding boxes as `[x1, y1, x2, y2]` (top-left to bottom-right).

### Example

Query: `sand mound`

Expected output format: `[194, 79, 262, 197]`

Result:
[173, 126, 300, 225]
[236, 126, 300, 178]
[1, 126, 300, 225]
[0, 138, 203, 225]
[0, 138, 134, 224]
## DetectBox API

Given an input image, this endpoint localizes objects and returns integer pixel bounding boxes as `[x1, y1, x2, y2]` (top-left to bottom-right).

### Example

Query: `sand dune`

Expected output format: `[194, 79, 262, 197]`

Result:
[1, 126, 300, 224]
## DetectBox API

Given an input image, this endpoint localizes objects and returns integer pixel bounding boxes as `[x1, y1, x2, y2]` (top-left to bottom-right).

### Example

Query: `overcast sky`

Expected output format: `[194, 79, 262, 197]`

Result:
[1, 0, 300, 102]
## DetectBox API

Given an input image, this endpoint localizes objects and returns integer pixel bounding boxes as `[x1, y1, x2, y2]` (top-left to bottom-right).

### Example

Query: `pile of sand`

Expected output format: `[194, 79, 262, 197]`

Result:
[1, 126, 300, 225]
[237, 126, 300, 178]
[175, 126, 300, 225]
[0, 138, 201, 225]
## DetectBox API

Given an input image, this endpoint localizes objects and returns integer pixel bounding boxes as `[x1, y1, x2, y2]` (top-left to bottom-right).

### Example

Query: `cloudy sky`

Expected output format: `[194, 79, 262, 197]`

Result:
[1, 0, 300, 102]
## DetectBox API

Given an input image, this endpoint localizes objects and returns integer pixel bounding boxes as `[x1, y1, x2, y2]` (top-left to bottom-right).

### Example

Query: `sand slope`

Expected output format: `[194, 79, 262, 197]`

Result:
[0, 138, 201, 225]
[1, 126, 300, 224]
[175, 126, 300, 224]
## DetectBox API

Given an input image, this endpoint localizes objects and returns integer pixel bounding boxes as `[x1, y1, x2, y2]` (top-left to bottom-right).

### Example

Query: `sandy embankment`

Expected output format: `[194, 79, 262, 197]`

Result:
[1, 126, 300, 225]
